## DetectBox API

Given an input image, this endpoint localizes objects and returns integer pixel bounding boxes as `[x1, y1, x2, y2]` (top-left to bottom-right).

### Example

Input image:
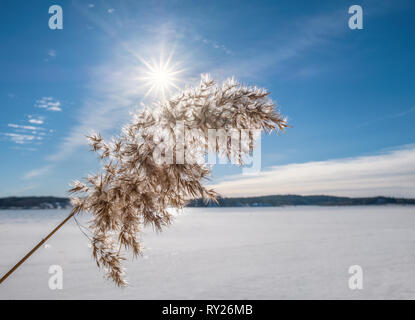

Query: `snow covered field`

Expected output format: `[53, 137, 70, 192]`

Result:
[1, 206, 415, 299]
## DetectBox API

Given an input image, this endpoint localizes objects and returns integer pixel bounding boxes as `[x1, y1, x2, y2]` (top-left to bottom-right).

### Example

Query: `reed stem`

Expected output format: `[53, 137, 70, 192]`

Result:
[0, 210, 75, 285]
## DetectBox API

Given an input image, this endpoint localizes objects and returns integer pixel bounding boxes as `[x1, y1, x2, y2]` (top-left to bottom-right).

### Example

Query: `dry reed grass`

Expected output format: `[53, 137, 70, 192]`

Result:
[69, 74, 288, 286]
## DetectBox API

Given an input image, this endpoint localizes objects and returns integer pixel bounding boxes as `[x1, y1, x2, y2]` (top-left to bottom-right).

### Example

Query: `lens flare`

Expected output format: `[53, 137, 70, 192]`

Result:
[138, 52, 184, 100]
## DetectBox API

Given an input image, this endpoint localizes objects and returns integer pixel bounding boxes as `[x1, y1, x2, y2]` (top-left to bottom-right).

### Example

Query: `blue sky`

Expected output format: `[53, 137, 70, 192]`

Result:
[1, 0, 415, 197]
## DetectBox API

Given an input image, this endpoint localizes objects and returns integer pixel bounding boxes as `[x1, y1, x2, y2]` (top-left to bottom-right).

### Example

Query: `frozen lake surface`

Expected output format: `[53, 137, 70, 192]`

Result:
[1, 206, 415, 299]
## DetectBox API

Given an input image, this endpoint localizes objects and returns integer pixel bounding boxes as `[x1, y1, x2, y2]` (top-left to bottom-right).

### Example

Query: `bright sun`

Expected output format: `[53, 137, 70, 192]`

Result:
[139, 52, 184, 100]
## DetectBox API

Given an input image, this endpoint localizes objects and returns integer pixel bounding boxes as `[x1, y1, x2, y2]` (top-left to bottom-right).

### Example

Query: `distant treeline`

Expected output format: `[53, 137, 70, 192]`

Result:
[1, 195, 415, 210]
[0, 196, 71, 210]
[187, 195, 415, 207]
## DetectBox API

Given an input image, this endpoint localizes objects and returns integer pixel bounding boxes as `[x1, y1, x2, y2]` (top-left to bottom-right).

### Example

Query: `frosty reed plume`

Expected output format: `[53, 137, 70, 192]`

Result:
[69, 74, 288, 286]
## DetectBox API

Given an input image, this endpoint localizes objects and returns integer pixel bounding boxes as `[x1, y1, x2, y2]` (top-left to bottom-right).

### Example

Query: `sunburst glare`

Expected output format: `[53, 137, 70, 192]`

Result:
[138, 52, 185, 100]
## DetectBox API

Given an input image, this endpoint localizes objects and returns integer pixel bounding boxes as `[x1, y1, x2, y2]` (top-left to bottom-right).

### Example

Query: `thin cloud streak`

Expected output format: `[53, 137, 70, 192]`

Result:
[28, 118, 44, 125]
[210, 10, 345, 81]
[35, 97, 62, 112]
[23, 165, 53, 180]
[47, 63, 146, 161]
[211, 144, 415, 198]
[359, 106, 415, 127]
[3, 115, 48, 145]
[3, 133, 37, 144]
[8, 123, 44, 131]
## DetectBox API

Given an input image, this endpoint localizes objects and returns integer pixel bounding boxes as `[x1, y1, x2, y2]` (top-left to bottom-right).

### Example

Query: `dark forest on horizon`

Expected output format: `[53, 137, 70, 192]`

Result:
[1, 195, 415, 210]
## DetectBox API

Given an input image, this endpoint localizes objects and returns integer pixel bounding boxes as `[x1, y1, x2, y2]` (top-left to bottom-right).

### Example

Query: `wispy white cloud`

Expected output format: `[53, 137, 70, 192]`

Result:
[3, 117, 47, 145]
[360, 106, 415, 127]
[28, 116, 44, 125]
[108, 8, 115, 14]
[210, 4, 400, 83]
[8, 123, 44, 131]
[195, 35, 232, 55]
[12, 146, 38, 152]
[210, 10, 345, 81]
[3, 133, 37, 144]
[48, 49, 57, 57]
[44, 50, 57, 62]
[47, 63, 144, 160]
[6, 183, 39, 196]
[210, 144, 415, 198]
[35, 97, 62, 112]
[23, 165, 53, 180]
